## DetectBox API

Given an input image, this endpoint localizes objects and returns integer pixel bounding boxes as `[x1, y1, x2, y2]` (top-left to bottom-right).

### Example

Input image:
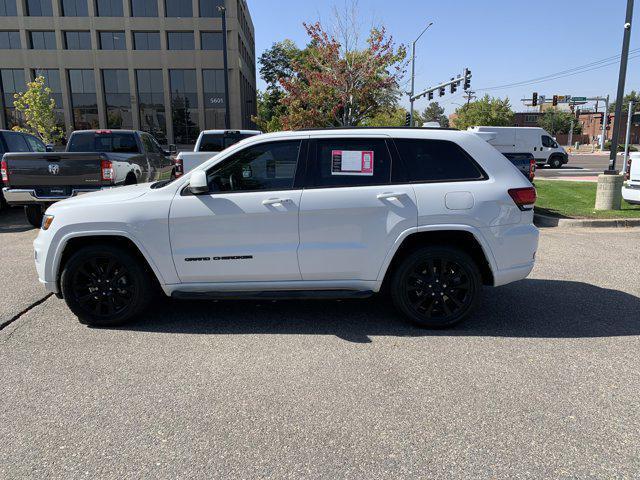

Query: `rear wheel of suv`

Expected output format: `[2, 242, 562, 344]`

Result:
[391, 246, 482, 328]
[25, 205, 44, 228]
[61, 245, 152, 327]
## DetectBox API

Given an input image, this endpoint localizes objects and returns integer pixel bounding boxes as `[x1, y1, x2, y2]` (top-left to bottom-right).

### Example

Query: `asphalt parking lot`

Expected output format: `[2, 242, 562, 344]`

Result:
[1, 207, 640, 479]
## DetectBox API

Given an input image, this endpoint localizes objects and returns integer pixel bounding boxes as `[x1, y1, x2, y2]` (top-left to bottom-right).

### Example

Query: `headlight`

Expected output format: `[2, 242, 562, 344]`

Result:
[42, 215, 54, 230]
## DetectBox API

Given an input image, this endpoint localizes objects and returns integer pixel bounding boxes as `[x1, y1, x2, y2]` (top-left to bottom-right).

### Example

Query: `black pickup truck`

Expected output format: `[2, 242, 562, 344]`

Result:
[503, 152, 536, 183]
[1, 130, 176, 226]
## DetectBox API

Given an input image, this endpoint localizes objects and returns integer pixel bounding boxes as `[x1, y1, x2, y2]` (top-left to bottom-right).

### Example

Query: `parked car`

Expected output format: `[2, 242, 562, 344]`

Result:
[33, 127, 539, 328]
[0, 130, 53, 207]
[175, 130, 262, 176]
[2, 129, 174, 227]
[622, 152, 640, 205]
[503, 152, 536, 182]
[468, 126, 568, 168]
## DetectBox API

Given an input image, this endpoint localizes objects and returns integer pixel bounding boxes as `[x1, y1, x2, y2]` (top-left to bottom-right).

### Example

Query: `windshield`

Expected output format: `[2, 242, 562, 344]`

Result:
[199, 133, 257, 152]
[68, 132, 140, 153]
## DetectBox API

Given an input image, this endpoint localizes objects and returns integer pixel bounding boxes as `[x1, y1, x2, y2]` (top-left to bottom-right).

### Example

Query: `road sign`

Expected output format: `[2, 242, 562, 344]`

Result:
[571, 97, 587, 102]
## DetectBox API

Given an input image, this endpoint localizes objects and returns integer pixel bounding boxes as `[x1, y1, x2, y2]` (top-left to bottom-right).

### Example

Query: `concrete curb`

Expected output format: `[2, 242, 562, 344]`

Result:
[534, 213, 640, 228]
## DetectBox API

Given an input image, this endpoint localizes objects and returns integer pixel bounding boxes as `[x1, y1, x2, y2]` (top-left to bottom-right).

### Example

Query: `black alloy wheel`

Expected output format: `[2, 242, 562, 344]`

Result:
[391, 247, 481, 328]
[61, 245, 152, 326]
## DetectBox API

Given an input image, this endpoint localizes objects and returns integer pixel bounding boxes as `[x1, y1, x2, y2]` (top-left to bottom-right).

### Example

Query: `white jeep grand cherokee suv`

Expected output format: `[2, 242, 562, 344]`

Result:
[34, 128, 538, 328]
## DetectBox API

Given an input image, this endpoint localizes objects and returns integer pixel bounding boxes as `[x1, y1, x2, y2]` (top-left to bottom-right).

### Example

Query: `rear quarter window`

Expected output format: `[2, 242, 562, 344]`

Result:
[393, 139, 486, 183]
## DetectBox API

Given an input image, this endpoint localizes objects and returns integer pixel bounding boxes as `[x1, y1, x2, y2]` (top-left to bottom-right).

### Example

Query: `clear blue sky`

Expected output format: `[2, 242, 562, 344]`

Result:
[246, 0, 639, 114]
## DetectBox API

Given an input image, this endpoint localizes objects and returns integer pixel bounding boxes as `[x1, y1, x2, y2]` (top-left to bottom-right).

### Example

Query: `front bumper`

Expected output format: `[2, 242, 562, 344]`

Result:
[3, 187, 100, 205]
[622, 183, 640, 204]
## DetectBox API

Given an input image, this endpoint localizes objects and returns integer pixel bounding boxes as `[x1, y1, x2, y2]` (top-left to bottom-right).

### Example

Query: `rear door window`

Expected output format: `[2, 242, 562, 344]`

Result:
[310, 138, 391, 188]
[393, 139, 485, 183]
[3, 132, 30, 152]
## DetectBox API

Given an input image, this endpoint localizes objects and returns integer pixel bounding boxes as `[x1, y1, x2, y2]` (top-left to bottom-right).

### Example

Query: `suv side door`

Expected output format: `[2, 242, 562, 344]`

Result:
[298, 136, 418, 281]
[169, 138, 307, 283]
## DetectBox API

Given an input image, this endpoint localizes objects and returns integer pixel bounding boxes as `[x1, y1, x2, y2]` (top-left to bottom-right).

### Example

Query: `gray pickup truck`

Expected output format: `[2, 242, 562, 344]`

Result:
[2, 129, 175, 227]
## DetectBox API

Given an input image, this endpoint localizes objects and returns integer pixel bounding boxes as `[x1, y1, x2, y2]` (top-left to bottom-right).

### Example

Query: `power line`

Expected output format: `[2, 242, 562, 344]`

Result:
[476, 49, 640, 92]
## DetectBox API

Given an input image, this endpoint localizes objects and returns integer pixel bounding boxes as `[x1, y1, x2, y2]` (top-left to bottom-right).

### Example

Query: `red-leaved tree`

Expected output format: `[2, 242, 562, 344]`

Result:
[279, 22, 406, 130]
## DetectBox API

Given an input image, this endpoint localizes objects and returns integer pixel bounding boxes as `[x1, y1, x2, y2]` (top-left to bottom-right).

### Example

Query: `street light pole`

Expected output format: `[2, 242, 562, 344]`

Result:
[409, 22, 433, 127]
[607, 0, 634, 173]
[217, 4, 231, 130]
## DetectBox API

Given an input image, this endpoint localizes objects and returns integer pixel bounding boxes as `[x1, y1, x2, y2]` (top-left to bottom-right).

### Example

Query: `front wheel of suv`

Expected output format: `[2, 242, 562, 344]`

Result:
[391, 246, 482, 328]
[61, 245, 152, 327]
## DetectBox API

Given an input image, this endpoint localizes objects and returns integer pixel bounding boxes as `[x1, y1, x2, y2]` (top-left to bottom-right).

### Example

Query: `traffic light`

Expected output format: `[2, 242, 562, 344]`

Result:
[439, 87, 445, 97]
[606, 114, 612, 130]
[428, 90, 434, 101]
[405, 112, 411, 127]
[450, 78, 457, 94]
[463, 68, 472, 90]
[552, 95, 558, 107]
[532, 92, 538, 107]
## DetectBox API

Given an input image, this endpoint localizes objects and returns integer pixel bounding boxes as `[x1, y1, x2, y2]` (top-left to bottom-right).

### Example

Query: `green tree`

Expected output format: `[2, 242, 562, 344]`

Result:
[609, 90, 640, 115]
[255, 89, 286, 132]
[417, 102, 449, 127]
[452, 95, 514, 130]
[363, 107, 409, 127]
[12, 76, 63, 144]
[538, 109, 582, 136]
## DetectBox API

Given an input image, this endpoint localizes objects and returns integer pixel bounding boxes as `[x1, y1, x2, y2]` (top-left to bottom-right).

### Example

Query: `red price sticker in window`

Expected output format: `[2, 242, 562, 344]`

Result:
[331, 150, 374, 176]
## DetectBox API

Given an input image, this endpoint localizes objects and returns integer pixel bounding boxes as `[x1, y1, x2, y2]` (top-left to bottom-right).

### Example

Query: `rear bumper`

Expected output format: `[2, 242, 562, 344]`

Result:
[622, 183, 640, 204]
[3, 187, 100, 205]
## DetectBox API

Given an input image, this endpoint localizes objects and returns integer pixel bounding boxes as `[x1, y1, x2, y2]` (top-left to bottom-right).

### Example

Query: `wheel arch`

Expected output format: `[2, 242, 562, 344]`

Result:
[53, 232, 165, 297]
[377, 227, 496, 291]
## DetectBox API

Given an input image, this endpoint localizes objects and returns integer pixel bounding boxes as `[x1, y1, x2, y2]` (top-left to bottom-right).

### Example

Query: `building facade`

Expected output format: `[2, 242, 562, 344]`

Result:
[0, 0, 256, 145]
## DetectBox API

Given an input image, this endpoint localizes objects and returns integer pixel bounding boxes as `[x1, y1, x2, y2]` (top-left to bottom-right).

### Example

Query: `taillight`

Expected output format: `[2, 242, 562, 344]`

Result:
[508, 187, 537, 211]
[175, 157, 184, 177]
[1, 159, 8, 183]
[626, 158, 632, 181]
[101, 158, 114, 182]
[529, 158, 536, 182]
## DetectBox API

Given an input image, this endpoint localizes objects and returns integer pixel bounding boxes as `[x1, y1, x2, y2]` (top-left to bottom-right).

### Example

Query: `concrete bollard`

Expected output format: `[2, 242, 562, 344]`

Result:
[595, 174, 624, 210]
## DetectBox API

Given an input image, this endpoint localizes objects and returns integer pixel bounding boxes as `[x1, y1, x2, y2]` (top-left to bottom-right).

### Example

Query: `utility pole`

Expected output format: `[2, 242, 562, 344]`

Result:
[409, 22, 433, 127]
[463, 90, 476, 105]
[218, 4, 231, 130]
[568, 119, 574, 148]
[623, 100, 635, 174]
[607, 0, 634, 173]
[600, 95, 609, 151]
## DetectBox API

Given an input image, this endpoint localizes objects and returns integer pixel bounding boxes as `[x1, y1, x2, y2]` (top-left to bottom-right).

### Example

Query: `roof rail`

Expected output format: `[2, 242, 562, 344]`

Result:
[295, 126, 459, 132]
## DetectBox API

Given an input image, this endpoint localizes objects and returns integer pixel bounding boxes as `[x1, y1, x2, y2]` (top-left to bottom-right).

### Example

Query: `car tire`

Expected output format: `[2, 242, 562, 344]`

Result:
[25, 205, 44, 228]
[61, 244, 153, 327]
[548, 156, 563, 169]
[391, 246, 482, 328]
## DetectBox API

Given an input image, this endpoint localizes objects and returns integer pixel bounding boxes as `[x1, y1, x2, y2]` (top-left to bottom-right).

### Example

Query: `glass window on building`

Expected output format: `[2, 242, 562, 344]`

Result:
[136, 69, 166, 144]
[130, 0, 157, 17]
[64, 31, 92, 49]
[200, 32, 222, 50]
[167, 31, 194, 50]
[203, 69, 226, 129]
[26, 0, 53, 15]
[61, 0, 88, 15]
[99, 31, 126, 50]
[0, 69, 26, 128]
[0, 31, 20, 49]
[169, 69, 199, 145]
[68, 69, 98, 129]
[133, 31, 160, 50]
[102, 69, 132, 129]
[199, 0, 222, 17]
[165, 0, 191, 17]
[96, 0, 123, 16]
[32, 68, 65, 129]
[29, 31, 57, 49]
[0, 0, 17, 15]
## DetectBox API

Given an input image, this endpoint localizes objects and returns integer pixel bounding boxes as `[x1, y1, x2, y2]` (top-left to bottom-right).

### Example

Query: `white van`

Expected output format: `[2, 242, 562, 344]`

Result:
[622, 152, 640, 205]
[467, 126, 568, 168]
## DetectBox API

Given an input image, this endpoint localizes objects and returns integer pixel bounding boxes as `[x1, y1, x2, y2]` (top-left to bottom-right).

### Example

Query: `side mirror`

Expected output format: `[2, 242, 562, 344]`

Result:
[189, 170, 209, 195]
[45, 144, 54, 152]
[168, 144, 177, 154]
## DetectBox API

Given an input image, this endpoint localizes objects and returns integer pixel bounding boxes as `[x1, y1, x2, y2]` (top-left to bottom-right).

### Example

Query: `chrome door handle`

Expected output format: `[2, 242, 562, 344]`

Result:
[262, 198, 292, 206]
[376, 192, 404, 200]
